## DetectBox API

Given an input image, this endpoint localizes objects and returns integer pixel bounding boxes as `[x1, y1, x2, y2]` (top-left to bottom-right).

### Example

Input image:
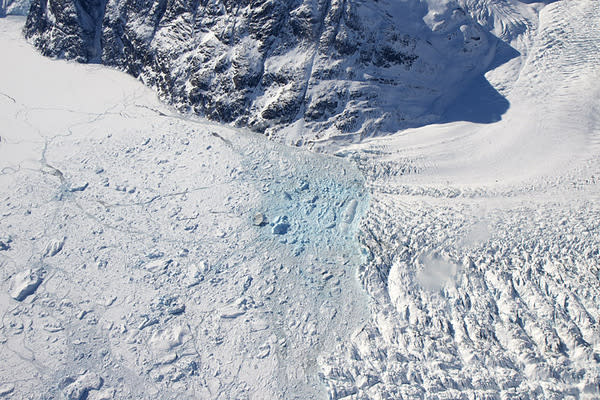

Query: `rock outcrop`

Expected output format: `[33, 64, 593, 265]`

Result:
[24, 0, 499, 143]
[1, 0, 32, 16]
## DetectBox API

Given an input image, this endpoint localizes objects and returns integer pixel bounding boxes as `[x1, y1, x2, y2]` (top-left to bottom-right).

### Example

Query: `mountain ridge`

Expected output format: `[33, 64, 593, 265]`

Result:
[22, 0, 513, 144]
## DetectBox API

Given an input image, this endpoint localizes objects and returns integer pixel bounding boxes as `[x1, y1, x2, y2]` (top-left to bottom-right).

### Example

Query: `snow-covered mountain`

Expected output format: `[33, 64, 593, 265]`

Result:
[0, 0, 31, 16]
[24, 0, 510, 144]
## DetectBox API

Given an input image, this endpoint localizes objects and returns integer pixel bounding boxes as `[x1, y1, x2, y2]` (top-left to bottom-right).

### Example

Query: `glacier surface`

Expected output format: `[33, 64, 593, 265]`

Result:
[1, 16, 369, 399]
[2, 0, 600, 398]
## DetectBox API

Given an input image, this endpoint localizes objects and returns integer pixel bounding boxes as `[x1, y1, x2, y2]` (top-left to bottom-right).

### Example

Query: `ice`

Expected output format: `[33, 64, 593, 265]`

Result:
[319, 1, 600, 397]
[0, 16, 369, 399]
[0, 384, 14, 397]
[2, 0, 600, 397]
[9, 268, 43, 301]
[342, 199, 359, 224]
[42, 237, 65, 257]
[150, 325, 185, 352]
[252, 212, 267, 226]
[0, 236, 11, 251]
[63, 371, 103, 400]
[271, 216, 290, 235]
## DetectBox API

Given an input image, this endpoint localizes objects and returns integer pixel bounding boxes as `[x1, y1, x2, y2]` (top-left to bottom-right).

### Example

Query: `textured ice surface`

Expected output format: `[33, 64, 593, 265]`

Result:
[0, 17, 368, 399]
[3, 0, 600, 398]
[321, 1, 600, 398]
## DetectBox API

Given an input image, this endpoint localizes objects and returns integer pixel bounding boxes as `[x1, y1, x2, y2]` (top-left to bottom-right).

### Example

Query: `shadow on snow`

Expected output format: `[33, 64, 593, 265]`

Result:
[439, 39, 521, 125]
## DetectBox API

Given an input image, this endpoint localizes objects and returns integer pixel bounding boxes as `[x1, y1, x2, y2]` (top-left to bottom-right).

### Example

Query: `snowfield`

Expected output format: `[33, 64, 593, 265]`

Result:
[0, 16, 368, 399]
[2, 0, 600, 399]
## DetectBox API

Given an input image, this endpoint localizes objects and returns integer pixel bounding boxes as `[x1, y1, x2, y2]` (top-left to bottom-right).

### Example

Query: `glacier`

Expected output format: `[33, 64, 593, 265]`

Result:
[0, 15, 370, 398]
[2, 0, 600, 399]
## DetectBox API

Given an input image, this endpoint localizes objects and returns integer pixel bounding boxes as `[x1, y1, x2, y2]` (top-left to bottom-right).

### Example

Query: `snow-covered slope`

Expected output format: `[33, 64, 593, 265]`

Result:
[320, 0, 600, 398]
[23, 0, 507, 144]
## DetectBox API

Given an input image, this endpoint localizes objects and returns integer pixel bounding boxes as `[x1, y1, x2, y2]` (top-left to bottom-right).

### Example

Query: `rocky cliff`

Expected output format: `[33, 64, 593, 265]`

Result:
[24, 0, 501, 144]
[1, 0, 31, 16]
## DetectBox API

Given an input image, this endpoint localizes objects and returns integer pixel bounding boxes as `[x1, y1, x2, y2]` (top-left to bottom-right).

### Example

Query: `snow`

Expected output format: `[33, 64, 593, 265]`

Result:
[3, 0, 600, 398]
[9, 268, 43, 301]
[0, 16, 368, 399]
[319, 1, 600, 398]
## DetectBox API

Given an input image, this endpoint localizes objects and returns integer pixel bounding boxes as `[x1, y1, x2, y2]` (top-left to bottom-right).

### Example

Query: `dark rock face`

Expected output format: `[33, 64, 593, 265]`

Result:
[25, 0, 106, 61]
[24, 0, 498, 143]
[1, 0, 32, 16]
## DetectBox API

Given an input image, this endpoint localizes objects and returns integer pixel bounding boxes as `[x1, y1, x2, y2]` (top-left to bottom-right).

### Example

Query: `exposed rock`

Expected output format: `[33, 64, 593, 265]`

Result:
[1, 0, 31, 16]
[23, 0, 500, 142]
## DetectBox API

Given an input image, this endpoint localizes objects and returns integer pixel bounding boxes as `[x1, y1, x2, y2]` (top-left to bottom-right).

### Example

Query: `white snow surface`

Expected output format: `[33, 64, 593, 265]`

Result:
[2, 0, 600, 398]
[321, 0, 600, 398]
[0, 16, 368, 399]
